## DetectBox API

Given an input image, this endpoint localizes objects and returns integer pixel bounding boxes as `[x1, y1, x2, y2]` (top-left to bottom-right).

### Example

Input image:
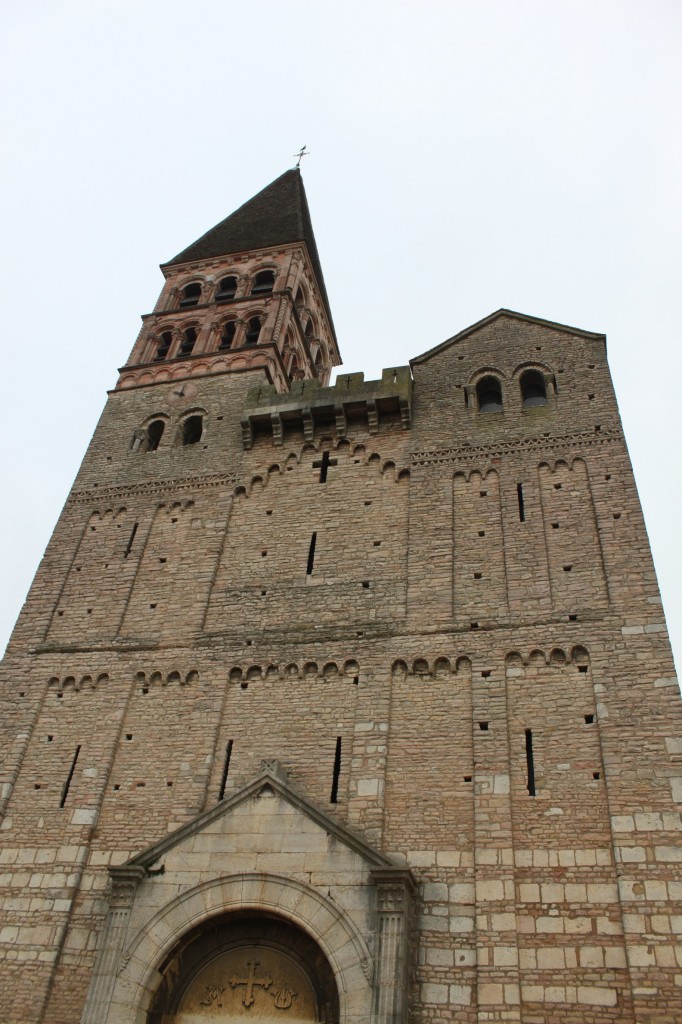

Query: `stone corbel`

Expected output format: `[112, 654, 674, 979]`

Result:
[241, 418, 254, 450]
[302, 408, 315, 443]
[271, 412, 284, 446]
[334, 403, 347, 437]
[80, 865, 146, 1024]
[367, 399, 379, 435]
[398, 395, 411, 429]
[370, 866, 416, 1024]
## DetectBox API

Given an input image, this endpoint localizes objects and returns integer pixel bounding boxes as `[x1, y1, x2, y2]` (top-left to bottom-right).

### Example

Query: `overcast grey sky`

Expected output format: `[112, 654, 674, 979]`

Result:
[1, 0, 680, 672]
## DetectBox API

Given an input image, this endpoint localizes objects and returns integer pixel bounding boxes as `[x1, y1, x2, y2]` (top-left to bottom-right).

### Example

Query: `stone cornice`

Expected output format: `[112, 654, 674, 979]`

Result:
[410, 427, 623, 466]
[69, 471, 239, 506]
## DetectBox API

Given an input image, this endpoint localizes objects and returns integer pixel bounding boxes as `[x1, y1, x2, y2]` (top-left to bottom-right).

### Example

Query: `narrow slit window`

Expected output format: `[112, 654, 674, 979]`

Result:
[517, 483, 525, 522]
[218, 740, 233, 800]
[330, 736, 342, 803]
[306, 532, 317, 575]
[525, 729, 536, 796]
[60, 745, 81, 808]
[124, 522, 139, 557]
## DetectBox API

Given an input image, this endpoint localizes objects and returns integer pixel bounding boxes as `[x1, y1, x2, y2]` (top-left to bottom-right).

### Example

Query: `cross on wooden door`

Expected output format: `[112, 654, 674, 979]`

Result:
[228, 959, 273, 1007]
[312, 450, 338, 483]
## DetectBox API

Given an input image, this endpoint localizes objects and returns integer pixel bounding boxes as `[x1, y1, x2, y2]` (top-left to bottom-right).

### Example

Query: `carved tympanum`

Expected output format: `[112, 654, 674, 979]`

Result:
[176, 946, 313, 1020]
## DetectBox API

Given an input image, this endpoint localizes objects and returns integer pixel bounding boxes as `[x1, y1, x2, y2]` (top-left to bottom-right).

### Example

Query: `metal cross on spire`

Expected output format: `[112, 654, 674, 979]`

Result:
[293, 145, 310, 168]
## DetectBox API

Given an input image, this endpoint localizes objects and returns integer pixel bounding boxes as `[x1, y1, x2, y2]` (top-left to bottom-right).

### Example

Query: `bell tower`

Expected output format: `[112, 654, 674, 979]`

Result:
[119, 168, 340, 394]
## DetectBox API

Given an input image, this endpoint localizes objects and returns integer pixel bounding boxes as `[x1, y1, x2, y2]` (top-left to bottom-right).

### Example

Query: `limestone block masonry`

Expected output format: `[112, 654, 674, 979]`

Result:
[0, 169, 680, 1024]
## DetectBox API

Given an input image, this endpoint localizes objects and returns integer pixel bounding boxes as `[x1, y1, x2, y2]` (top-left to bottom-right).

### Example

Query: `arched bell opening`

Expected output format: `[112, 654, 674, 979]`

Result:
[146, 910, 340, 1023]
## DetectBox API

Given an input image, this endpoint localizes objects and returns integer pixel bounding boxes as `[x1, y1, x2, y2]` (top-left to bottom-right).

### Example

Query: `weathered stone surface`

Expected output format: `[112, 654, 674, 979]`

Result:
[0, 176, 680, 1024]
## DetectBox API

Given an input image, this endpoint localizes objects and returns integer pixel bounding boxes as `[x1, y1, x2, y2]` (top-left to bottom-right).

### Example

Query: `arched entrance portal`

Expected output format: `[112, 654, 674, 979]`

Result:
[147, 912, 340, 1023]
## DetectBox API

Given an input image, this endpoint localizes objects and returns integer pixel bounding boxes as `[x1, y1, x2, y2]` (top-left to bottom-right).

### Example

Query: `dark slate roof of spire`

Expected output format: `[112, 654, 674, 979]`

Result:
[163, 169, 335, 339]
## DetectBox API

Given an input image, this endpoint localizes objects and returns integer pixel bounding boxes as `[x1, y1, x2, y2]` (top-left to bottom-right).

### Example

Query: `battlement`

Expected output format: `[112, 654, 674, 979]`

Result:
[241, 366, 412, 448]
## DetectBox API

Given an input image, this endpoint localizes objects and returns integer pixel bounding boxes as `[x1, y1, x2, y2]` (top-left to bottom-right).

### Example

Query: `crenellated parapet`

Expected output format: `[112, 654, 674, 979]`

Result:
[241, 366, 413, 448]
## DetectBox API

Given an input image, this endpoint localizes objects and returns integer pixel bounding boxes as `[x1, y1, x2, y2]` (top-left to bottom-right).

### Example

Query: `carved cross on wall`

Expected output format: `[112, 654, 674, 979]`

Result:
[312, 450, 338, 483]
[229, 959, 273, 1007]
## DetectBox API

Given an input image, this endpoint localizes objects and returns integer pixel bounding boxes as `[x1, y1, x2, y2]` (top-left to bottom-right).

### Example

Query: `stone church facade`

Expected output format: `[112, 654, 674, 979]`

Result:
[1, 169, 680, 1023]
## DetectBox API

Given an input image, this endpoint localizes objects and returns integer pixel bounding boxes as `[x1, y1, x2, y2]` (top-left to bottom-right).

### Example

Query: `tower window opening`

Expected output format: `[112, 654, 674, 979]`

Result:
[146, 419, 165, 451]
[330, 736, 342, 803]
[179, 282, 201, 308]
[215, 275, 237, 302]
[179, 327, 197, 356]
[244, 316, 261, 346]
[521, 369, 548, 407]
[155, 331, 172, 361]
[182, 415, 203, 446]
[476, 376, 503, 413]
[251, 269, 275, 295]
[219, 321, 236, 350]
[525, 729, 536, 796]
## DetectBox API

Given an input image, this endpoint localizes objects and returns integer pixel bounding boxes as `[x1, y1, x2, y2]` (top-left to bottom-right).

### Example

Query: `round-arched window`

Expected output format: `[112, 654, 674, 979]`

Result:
[219, 321, 237, 350]
[215, 276, 238, 302]
[251, 270, 276, 296]
[520, 370, 548, 407]
[179, 282, 202, 308]
[245, 317, 261, 346]
[146, 419, 165, 451]
[476, 375, 503, 413]
[179, 327, 197, 356]
[155, 331, 173, 361]
[181, 415, 203, 446]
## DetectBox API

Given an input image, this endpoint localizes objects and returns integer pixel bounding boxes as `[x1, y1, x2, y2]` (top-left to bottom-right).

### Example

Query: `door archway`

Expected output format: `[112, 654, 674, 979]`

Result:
[147, 911, 340, 1023]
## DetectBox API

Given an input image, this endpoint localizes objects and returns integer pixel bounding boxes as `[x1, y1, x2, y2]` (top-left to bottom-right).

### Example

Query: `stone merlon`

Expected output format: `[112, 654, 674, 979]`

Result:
[241, 366, 413, 448]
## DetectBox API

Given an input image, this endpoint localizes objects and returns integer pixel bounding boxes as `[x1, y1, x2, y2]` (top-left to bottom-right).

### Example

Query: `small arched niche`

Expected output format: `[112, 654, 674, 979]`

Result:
[146, 911, 340, 1023]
